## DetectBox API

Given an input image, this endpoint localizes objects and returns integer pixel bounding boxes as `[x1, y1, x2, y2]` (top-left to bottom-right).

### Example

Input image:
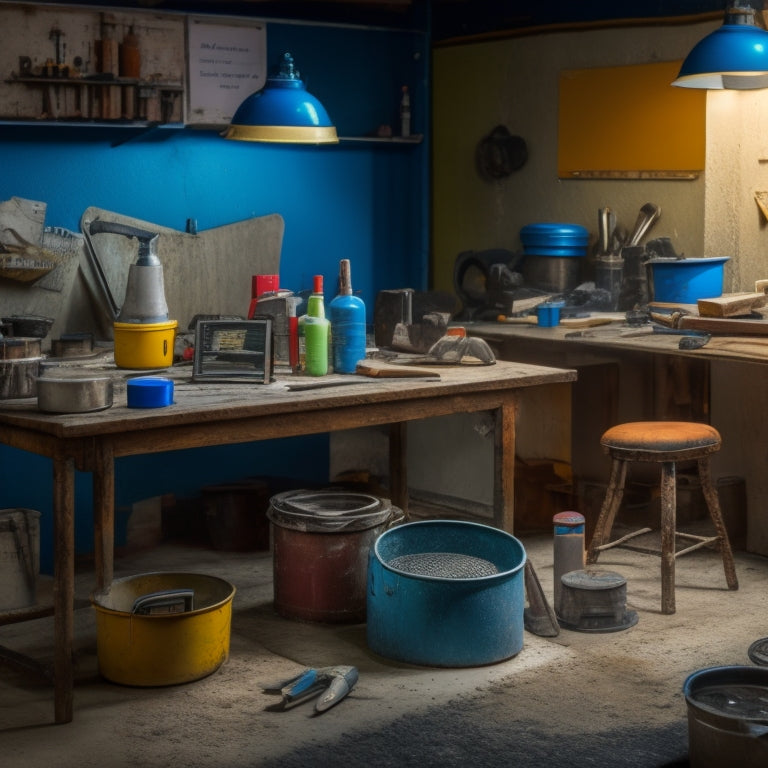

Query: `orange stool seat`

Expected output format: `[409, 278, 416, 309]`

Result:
[586, 421, 738, 614]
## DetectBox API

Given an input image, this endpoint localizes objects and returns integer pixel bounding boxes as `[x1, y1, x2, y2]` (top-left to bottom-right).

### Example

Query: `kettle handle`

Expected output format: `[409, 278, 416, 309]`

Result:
[88, 219, 157, 242]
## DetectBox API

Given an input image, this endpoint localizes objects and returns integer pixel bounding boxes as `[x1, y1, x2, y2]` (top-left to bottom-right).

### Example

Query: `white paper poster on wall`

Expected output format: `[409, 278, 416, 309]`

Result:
[186, 17, 266, 125]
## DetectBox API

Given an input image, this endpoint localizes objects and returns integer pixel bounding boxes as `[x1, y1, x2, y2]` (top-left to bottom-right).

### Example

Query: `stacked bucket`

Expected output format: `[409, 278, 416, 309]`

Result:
[520, 222, 589, 293]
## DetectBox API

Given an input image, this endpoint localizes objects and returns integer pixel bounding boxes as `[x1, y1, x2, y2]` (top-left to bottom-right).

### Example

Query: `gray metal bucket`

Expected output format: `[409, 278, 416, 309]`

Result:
[684, 665, 768, 768]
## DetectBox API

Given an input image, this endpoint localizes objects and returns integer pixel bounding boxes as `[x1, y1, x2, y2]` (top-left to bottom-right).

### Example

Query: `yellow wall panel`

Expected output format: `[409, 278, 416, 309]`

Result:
[558, 60, 706, 179]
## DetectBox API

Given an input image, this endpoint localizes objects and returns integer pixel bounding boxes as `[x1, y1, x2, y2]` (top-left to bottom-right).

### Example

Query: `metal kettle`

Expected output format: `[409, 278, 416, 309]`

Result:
[86, 220, 170, 324]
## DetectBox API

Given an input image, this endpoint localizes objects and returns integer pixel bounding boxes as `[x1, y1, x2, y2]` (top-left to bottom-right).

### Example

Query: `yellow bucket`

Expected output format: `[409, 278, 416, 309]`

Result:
[91, 572, 235, 687]
[113, 320, 177, 369]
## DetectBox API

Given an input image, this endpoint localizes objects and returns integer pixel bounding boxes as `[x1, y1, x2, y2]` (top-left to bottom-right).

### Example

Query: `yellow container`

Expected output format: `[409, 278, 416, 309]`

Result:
[91, 572, 235, 687]
[113, 320, 177, 369]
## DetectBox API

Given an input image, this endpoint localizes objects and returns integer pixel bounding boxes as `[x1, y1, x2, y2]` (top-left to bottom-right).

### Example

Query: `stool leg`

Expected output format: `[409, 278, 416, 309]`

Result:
[660, 461, 676, 615]
[587, 458, 626, 564]
[697, 457, 739, 591]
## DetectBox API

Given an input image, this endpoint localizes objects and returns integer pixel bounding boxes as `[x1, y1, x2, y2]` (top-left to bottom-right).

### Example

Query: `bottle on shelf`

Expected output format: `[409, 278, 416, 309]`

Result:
[400, 85, 411, 138]
[297, 274, 329, 376]
[329, 259, 367, 374]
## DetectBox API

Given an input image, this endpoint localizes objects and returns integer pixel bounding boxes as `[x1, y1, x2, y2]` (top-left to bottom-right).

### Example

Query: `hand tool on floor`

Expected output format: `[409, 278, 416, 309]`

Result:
[262, 665, 359, 714]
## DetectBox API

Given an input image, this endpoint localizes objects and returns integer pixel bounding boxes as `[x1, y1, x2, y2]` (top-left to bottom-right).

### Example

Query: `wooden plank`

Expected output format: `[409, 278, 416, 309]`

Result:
[560, 316, 616, 329]
[648, 301, 699, 314]
[356, 360, 440, 378]
[677, 315, 768, 335]
[697, 293, 766, 318]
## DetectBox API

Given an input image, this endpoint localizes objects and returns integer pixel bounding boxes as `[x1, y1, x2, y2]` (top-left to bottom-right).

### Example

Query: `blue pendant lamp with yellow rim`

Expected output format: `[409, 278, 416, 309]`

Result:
[225, 52, 338, 144]
[673, 3, 768, 90]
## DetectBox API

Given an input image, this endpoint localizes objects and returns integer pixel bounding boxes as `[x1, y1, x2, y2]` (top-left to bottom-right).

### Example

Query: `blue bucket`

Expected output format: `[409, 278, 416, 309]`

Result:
[366, 520, 526, 667]
[648, 257, 729, 304]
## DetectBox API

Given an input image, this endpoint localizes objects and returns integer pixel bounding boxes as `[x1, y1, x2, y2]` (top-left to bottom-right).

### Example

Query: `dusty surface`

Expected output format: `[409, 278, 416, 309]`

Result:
[1, 532, 767, 767]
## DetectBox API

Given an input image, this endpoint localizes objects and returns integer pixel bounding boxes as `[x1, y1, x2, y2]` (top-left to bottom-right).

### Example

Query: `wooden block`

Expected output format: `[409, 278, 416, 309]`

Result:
[648, 301, 699, 313]
[356, 360, 440, 378]
[511, 295, 551, 313]
[755, 279, 768, 294]
[697, 293, 766, 318]
[560, 316, 615, 329]
[678, 315, 768, 335]
[497, 315, 538, 324]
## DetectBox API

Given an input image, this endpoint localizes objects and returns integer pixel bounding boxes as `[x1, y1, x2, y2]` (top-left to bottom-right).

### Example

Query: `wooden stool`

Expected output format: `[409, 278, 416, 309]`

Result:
[586, 421, 738, 614]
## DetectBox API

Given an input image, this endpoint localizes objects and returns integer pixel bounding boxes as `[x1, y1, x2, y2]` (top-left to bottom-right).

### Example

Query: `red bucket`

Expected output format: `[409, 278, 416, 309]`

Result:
[267, 490, 402, 623]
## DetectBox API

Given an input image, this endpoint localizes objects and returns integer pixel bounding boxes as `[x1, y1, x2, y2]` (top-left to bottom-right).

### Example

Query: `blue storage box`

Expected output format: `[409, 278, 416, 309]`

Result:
[536, 301, 565, 327]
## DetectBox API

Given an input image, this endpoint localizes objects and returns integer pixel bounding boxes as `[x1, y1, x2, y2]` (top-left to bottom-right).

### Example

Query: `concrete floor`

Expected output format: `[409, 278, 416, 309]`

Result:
[1, 526, 767, 768]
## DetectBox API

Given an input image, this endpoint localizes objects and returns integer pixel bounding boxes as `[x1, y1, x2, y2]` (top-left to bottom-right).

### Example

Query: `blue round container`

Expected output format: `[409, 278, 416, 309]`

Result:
[366, 520, 526, 667]
[127, 377, 174, 408]
[648, 257, 729, 304]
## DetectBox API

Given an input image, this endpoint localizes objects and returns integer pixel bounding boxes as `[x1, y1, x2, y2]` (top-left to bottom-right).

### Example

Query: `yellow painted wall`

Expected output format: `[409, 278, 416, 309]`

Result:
[432, 17, 768, 554]
[431, 20, 718, 295]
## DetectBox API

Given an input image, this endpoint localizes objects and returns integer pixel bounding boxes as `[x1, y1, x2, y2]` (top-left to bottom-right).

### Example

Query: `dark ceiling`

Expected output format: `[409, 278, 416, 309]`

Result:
[29, 1, 746, 40]
[430, 1, 735, 40]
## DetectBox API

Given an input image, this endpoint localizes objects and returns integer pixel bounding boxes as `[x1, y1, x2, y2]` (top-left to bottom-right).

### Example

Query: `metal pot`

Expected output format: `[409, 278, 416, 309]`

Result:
[0, 337, 41, 360]
[1, 315, 54, 338]
[684, 665, 768, 768]
[0, 356, 41, 398]
[36, 376, 113, 413]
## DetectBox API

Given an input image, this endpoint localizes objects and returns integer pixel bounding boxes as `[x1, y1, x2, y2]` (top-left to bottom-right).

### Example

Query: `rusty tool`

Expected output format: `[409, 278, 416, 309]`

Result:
[385, 335, 496, 365]
[263, 665, 358, 714]
[649, 326, 711, 349]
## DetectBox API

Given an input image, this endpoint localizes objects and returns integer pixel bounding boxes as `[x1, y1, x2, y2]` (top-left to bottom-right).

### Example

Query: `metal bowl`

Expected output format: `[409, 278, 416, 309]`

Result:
[36, 376, 113, 413]
[2, 315, 54, 338]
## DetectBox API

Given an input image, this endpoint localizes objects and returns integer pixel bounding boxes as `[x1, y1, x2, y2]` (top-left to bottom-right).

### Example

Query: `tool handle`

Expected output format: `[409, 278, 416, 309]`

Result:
[88, 219, 157, 242]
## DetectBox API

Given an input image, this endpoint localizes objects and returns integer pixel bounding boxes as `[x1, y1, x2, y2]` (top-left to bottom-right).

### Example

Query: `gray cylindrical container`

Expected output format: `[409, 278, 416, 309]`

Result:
[553, 511, 585, 616]
[684, 665, 768, 768]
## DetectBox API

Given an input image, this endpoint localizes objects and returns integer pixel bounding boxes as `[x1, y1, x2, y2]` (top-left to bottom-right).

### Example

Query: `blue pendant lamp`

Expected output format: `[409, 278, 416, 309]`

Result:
[673, 4, 768, 89]
[225, 52, 338, 143]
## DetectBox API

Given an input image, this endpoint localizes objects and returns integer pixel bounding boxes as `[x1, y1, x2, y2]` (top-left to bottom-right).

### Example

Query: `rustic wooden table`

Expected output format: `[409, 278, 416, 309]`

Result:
[0, 359, 575, 723]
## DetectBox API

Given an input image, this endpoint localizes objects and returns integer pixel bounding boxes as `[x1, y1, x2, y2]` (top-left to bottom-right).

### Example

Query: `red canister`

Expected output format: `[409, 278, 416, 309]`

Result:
[267, 490, 401, 623]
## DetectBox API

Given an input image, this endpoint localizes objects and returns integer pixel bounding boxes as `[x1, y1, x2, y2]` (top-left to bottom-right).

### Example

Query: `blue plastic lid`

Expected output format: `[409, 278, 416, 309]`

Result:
[521, 222, 589, 240]
[127, 377, 174, 408]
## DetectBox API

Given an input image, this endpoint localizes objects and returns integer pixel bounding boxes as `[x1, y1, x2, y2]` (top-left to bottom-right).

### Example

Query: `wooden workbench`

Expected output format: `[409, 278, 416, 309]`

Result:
[469, 318, 768, 366]
[468, 316, 768, 556]
[0, 359, 575, 723]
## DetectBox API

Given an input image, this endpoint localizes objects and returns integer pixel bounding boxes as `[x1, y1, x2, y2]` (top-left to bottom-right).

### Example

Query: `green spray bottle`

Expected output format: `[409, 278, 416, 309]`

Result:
[297, 275, 329, 376]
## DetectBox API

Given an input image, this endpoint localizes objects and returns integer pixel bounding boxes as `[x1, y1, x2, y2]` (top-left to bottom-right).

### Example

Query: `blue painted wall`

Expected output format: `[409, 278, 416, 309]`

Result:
[0, 19, 429, 572]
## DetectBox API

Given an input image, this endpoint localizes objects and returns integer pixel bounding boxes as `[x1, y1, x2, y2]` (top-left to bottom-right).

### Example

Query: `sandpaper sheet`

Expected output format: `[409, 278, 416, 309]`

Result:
[79, 207, 283, 338]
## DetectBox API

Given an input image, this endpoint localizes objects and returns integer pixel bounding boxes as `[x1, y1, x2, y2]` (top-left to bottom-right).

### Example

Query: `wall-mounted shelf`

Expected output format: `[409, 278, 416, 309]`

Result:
[6, 75, 183, 123]
[339, 134, 423, 144]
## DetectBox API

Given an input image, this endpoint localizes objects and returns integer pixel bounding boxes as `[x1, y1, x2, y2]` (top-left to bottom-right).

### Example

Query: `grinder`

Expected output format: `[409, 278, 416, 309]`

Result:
[88, 220, 177, 369]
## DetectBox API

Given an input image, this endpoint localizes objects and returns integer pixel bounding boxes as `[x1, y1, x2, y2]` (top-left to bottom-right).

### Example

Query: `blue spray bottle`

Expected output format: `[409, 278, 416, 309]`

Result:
[329, 259, 366, 374]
